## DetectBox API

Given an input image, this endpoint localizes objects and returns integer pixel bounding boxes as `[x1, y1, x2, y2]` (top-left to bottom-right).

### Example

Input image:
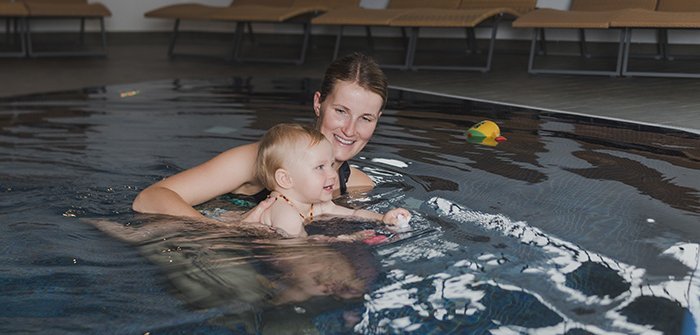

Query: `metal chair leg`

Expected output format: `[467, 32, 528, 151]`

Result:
[579, 28, 590, 58]
[332, 25, 343, 60]
[365, 26, 374, 51]
[538, 28, 547, 55]
[408, 15, 501, 72]
[26, 17, 107, 57]
[80, 18, 85, 45]
[0, 17, 27, 58]
[529, 27, 623, 76]
[167, 19, 180, 58]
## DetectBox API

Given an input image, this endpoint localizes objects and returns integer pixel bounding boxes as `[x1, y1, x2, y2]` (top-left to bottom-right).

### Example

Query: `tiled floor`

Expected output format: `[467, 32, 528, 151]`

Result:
[1, 32, 699, 134]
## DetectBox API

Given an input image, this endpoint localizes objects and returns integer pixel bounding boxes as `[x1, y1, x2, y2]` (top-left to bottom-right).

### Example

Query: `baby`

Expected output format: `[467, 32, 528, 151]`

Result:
[255, 123, 411, 238]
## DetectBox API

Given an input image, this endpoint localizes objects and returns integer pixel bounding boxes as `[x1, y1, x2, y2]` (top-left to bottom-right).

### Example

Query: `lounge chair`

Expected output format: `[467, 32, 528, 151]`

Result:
[388, 0, 537, 71]
[311, 0, 462, 69]
[512, 0, 657, 76]
[211, 0, 359, 65]
[611, 0, 700, 78]
[144, 0, 293, 60]
[23, 0, 111, 57]
[0, 0, 28, 57]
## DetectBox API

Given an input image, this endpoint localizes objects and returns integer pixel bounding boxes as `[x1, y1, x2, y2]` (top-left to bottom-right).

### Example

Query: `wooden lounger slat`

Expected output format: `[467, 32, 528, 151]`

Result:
[23, 3, 110, 17]
[145, 4, 228, 21]
[311, 0, 460, 26]
[512, 9, 617, 29]
[0, 2, 29, 17]
[390, 8, 520, 28]
[656, 0, 700, 11]
[568, 0, 657, 11]
[144, 0, 294, 20]
[458, 0, 536, 15]
[212, 3, 347, 22]
[612, 9, 700, 28]
[311, 7, 408, 26]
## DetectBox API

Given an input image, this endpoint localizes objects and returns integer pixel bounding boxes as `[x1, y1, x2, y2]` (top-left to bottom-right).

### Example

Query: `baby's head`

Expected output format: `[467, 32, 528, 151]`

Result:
[256, 123, 331, 192]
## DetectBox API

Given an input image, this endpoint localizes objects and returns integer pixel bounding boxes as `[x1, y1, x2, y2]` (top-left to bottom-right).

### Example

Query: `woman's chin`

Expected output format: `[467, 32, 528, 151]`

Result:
[334, 151, 355, 163]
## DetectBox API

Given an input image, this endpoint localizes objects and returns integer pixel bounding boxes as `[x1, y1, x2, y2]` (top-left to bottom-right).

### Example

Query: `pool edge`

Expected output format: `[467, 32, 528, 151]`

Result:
[390, 85, 700, 136]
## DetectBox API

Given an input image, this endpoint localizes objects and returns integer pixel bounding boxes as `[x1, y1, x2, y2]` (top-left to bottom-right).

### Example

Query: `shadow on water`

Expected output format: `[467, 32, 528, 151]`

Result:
[1, 77, 699, 334]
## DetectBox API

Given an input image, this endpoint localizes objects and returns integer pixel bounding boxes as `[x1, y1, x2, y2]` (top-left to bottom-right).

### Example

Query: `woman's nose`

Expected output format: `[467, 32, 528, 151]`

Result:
[341, 119, 356, 136]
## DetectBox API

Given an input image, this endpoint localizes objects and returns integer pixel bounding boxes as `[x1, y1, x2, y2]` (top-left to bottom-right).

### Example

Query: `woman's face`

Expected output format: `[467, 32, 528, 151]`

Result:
[314, 81, 383, 165]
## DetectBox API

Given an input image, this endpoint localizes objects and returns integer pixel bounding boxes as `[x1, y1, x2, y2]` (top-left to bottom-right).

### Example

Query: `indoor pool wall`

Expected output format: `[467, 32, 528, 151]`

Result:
[1, 77, 699, 334]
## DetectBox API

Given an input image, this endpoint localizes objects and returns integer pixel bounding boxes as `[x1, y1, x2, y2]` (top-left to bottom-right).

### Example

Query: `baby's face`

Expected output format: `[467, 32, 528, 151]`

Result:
[286, 139, 338, 203]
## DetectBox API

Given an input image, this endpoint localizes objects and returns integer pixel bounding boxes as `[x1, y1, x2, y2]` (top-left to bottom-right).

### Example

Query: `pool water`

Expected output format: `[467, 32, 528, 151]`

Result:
[1, 77, 698, 334]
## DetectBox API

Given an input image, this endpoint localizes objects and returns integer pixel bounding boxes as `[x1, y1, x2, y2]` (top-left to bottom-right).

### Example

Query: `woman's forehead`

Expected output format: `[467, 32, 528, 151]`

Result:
[327, 82, 383, 115]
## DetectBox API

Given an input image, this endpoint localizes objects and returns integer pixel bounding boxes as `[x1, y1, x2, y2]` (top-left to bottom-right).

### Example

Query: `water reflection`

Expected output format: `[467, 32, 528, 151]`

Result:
[87, 214, 381, 333]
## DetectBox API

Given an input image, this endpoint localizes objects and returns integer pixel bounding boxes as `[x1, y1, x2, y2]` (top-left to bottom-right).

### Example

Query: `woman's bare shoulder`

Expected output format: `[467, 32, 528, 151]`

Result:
[217, 141, 260, 160]
[346, 166, 374, 190]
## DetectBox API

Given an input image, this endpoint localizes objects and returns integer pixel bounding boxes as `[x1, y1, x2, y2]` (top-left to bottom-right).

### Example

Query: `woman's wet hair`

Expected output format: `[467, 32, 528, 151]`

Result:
[318, 52, 388, 107]
[255, 123, 327, 190]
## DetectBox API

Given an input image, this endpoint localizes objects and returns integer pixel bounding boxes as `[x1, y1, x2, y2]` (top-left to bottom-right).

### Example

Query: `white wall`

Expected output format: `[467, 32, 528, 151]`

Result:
[37, 0, 699, 44]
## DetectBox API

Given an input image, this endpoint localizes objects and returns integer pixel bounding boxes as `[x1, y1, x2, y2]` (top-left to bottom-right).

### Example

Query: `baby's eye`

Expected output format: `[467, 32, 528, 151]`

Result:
[316, 164, 325, 170]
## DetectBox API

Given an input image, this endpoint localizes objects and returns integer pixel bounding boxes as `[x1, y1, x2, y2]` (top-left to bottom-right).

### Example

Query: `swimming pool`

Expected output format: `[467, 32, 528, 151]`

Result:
[1, 77, 698, 334]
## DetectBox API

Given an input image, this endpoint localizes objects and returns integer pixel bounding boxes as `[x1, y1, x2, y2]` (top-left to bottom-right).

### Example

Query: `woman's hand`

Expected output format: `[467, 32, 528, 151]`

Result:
[241, 196, 276, 224]
[381, 208, 411, 227]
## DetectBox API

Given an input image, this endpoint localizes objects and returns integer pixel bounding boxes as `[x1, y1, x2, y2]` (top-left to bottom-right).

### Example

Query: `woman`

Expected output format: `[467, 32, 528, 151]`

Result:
[132, 52, 388, 222]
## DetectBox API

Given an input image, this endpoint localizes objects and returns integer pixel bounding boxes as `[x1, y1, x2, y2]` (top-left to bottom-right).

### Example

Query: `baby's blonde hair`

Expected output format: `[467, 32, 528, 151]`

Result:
[255, 123, 327, 191]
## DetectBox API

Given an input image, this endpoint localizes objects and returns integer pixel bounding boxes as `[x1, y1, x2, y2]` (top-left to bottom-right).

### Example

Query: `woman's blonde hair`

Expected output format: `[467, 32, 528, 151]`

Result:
[255, 123, 327, 190]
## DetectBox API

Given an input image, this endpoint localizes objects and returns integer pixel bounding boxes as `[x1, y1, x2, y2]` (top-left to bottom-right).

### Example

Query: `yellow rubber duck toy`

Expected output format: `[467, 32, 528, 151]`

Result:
[466, 120, 507, 147]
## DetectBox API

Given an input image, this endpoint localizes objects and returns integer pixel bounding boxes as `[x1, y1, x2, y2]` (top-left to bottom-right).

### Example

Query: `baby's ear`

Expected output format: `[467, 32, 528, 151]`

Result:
[274, 168, 294, 189]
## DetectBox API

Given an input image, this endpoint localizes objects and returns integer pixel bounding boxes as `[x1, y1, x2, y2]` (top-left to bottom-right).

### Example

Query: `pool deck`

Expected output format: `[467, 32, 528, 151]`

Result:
[1, 33, 699, 134]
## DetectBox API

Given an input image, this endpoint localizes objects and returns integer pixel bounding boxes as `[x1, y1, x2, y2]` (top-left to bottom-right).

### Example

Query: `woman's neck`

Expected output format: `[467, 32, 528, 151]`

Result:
[335, 160, 345, 171]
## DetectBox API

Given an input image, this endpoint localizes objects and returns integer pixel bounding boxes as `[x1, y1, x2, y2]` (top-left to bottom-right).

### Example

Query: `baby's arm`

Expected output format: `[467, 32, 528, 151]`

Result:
[321, 202, 411, 226]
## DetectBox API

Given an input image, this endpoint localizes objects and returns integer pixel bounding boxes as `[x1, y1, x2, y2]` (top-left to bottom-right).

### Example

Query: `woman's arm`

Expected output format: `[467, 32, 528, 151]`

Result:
[132, 142, 261, 219]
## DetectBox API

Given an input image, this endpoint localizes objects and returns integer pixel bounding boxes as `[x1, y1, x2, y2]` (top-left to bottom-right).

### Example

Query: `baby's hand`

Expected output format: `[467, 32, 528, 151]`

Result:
[382, 208, 411, 229]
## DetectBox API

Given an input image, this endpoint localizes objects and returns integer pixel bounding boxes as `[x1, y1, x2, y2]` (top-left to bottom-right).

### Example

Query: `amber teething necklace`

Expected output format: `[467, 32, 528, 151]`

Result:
[276, 193, 314, 222]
